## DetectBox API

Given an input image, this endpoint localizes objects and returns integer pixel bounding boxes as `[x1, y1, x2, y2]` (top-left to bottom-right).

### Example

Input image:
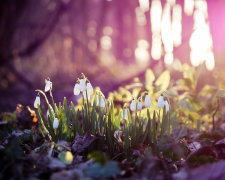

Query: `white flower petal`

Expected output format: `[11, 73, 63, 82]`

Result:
[73, 83, 80, 95]
[87, 82, 93, 96]
[157, 95, 164, 108]
[53, 118, 59, 129]
[34, 96, 40, 108]
[99, 96, 105, 108]
[164, 100, 170, 112]
[79, 79, 86, 91]
[130, 100, 136, 111]
[137, 101, 142, 110]
[45, 80, 52, 92]
[144, 94, 151, 108]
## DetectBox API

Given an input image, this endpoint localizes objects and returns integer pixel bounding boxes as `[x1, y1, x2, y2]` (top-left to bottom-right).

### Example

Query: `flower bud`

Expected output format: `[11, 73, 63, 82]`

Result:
[87, 82, 93, 97]
[79, 79, 86, 91]
[74, 83, 80, 95]
[45, 79, 52, 92]
[99, 95, 105, 108]
[34, 96, 40, 109]
[130, 100, 136, 111]
[144, 94, 151, 108]
[157, 95, 164, 108]
[53, 118, 59, 129]
[164, 100, 169, 112]
[137, 101, 142, 110]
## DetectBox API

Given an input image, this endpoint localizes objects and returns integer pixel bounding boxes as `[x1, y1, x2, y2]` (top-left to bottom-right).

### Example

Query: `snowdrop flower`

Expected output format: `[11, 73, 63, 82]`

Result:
[45, 78, 52, 92]
[79, 79, 86, 92]
[73, 83, 80, 95]
[86, 82, 93, 97]
[122, 108, 128, 120]
[34, 96, 40, 108]
[144, 94, 151, 108]
[53, 117, 59, 129]
[99, 95, 106, 108]
[164, 100, 169, 112]
[130, 99, 136, 111]
[137, 101, 142, 110]
[157, 95, 164, 108]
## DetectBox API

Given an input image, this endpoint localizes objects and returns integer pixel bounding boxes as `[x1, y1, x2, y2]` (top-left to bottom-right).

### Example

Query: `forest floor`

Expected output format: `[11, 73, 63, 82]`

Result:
[1, 104, 225, 180]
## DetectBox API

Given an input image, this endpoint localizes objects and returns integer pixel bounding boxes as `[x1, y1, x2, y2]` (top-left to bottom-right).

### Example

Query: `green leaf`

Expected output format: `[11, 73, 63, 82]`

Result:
[189, 98, 203, 112]
[199, 85, 217, 97]
[177, 100, 193, 111]
[176, 119, 188, 141]
[114, 110, 122, 129]
[182, 64, 196, 84]
[37, 104, 52, 141]
[145, 69, 155, 90]
[142, 110, 151, 144]
[164, 89, 178, 97]
[88, 151, 108, 165]
[155, 70, 170, 91]
[189, 112, 201, 129]
[152, 111, 157, 145]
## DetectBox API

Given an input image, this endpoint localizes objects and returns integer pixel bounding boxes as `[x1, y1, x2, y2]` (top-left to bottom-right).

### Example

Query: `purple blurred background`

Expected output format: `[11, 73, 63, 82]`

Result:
[0, 0, 225, 113]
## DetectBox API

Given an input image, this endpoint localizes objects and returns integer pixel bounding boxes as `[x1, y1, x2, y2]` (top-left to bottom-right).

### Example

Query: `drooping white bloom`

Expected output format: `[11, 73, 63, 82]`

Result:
[74, 83, 80, 95]
[123, 108, 128, 120]
[164, 100, 169, 112]
[53, 118, 59, 129]
[99, 95, 105, 108]
[144, 94, 151, 108]
[45, 79, 52, 92]
[87, 82, 93, 97]
[34, 96, 40, 108]
[137, 101, 142, 110]
[79, 79, 86, 91]
[157, 95, 164, 108]
[130, 100, 136, 111]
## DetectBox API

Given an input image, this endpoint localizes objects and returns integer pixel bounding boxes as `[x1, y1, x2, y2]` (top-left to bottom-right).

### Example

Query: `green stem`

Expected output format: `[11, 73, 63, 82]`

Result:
[50, 89, 57, 113]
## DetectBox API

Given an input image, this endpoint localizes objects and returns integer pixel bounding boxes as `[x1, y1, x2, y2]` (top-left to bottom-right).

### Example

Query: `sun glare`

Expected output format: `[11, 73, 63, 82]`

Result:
[189, 0, 214, 70]
[100, 35, 112, 50]
[184, 0, 194, 16]
[137, 0, 214, 70]
[135, 39, 150, 64]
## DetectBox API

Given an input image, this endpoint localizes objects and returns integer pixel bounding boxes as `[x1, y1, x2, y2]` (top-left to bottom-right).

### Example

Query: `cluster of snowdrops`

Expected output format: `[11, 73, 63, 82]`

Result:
[33, 74, 170, 139]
